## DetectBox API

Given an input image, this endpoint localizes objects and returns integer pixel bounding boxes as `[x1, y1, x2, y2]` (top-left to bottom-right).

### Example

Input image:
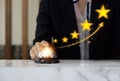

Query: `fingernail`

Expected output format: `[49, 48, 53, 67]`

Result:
[41, 40, 48, 46]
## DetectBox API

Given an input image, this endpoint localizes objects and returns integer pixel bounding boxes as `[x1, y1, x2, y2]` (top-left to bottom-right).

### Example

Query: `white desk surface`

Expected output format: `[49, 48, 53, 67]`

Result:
[0, 60, 120, 81]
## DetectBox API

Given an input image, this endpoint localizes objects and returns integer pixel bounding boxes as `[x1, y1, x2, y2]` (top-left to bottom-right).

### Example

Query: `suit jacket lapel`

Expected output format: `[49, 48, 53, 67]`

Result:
[57, 0, 78, 32]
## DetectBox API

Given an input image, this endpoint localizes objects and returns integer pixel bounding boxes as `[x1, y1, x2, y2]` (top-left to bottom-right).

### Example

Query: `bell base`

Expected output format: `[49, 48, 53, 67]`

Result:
[35, 58, 60, 64]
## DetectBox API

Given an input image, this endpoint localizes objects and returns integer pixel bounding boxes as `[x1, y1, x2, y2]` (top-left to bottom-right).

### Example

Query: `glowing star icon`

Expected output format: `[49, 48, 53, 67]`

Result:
[71, 30, 79, 39]
[53, 39, 58, 43]
[62, 37, 68, 43]
[96, 5, 111, 19]
[80, 19, 93, 31]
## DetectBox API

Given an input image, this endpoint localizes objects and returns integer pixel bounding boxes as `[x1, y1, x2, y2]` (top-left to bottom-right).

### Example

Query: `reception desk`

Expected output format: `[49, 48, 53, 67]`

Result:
[0, 60, 120, 81]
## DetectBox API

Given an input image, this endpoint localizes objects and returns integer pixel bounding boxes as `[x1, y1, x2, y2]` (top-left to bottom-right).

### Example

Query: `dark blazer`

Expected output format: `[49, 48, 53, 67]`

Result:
[33, 0, 120, 59]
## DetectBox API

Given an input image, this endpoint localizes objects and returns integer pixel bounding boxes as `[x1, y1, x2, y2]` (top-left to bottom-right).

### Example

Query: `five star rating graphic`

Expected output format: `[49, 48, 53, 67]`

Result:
[53, 39, 58, 43]
[53, 5, 111, 48]
[71, 31, 79, 39]
[62, 37, 68, 43]
[80, 19, 93, 31]
[96, 5, 111, 19]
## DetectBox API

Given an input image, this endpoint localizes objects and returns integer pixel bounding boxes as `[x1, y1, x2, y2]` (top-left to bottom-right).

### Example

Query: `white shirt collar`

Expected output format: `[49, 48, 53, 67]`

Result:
[73, 0, 92, 3]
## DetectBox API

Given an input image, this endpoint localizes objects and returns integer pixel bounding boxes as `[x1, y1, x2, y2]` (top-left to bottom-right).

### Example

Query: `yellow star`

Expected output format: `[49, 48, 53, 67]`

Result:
[80, 19, 93, 31]
[96, 5, 111, 19]
[62, 37, 68, 43]
[71, 30, 79, 39]
[53, 39, 58, 43]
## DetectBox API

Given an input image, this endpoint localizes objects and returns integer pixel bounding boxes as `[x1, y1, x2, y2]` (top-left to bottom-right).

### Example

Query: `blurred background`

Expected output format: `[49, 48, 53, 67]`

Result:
[0, 0, 40, 59]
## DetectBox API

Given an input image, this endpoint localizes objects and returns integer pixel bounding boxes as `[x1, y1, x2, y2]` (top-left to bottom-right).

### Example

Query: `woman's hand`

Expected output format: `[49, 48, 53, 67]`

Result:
[30, 40, 55, 60]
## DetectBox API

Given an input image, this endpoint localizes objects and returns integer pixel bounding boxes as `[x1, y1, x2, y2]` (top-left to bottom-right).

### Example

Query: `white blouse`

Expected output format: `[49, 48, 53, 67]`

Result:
[73, 0, 92, 59]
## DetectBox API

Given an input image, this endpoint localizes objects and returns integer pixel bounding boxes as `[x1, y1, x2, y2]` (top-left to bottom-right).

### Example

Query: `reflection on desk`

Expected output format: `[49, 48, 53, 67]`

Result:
[0, 60, 120, 81]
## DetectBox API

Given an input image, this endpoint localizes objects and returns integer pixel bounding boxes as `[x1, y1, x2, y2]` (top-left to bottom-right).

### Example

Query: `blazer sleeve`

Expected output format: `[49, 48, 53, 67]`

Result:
[33, 0, 53, 45]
